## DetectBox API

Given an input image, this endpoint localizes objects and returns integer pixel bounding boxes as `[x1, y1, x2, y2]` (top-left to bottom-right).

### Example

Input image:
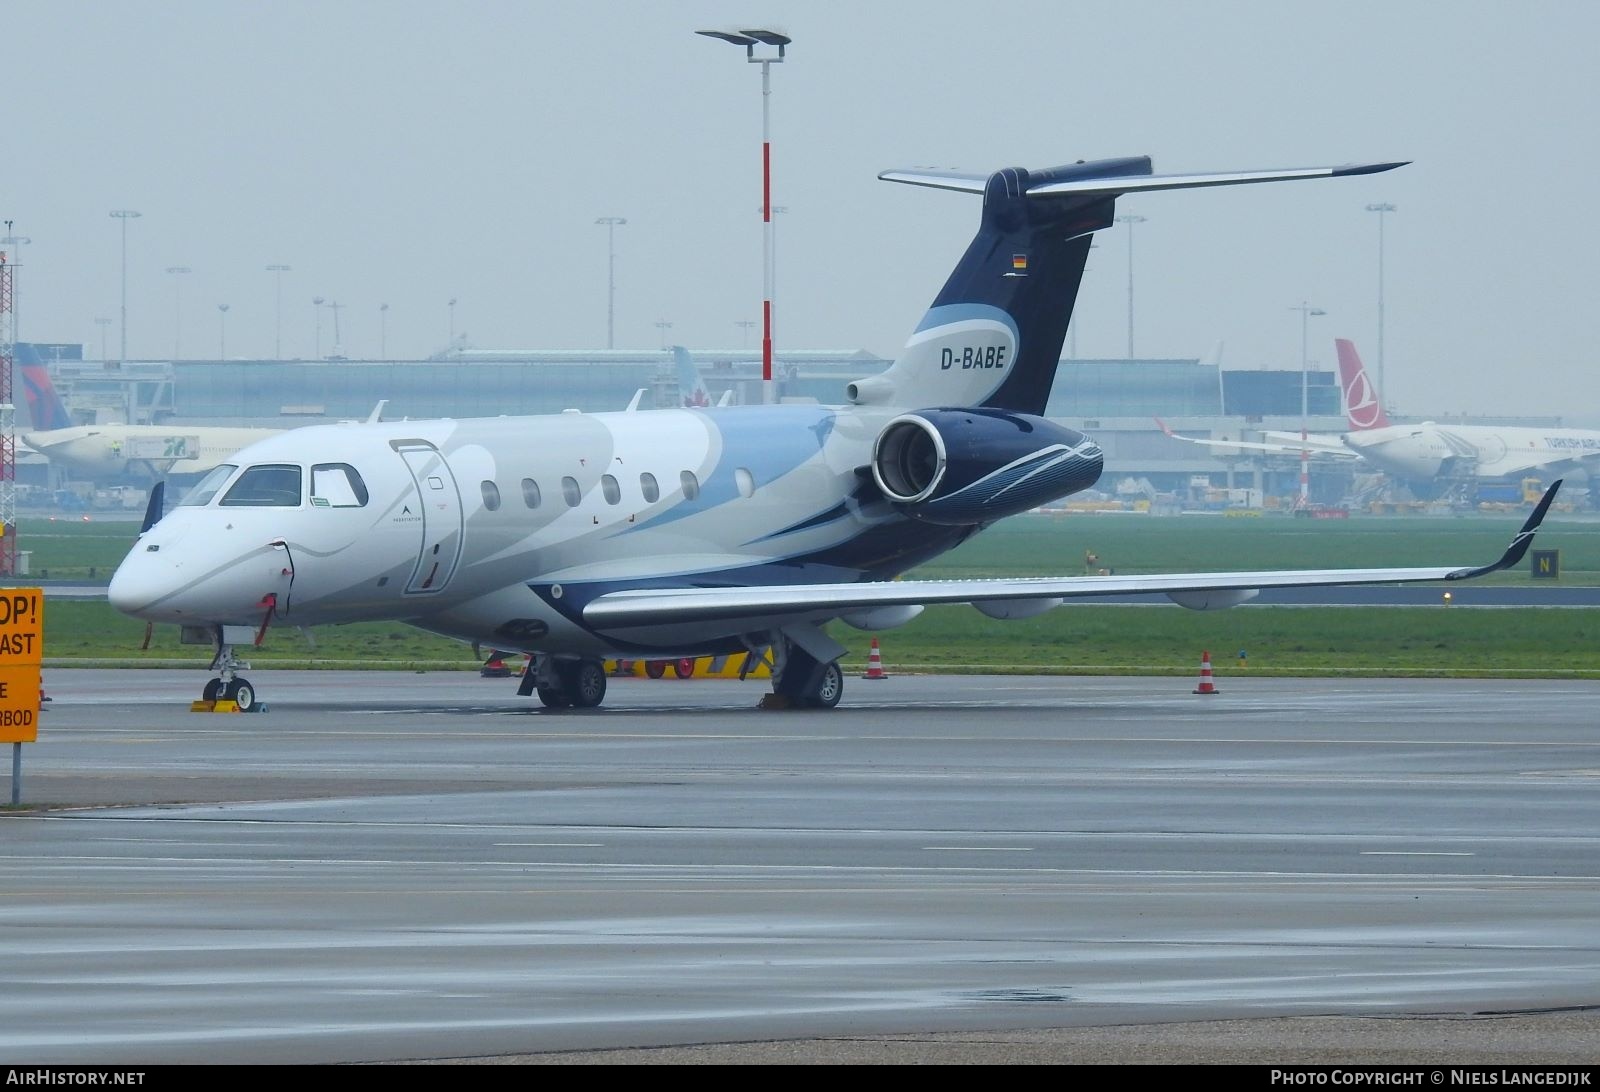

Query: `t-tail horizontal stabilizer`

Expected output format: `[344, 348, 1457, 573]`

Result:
[878, 161, 1409, 196]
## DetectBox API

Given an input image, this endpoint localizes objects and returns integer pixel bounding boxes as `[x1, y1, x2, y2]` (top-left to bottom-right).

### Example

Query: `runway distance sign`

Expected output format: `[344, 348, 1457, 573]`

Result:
[0, 588, 43, 743]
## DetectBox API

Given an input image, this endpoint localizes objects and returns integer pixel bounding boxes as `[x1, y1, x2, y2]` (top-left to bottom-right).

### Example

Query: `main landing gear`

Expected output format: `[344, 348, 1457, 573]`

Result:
[520, 656, 609, 709]
[765, 630, 845, 710]
[202, 640, 259, 712]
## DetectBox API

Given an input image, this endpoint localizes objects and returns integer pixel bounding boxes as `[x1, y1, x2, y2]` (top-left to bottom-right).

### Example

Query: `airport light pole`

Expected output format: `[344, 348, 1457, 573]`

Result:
[1291, 301, 1326, 507]
[0, 233, 29, 346]
[94, 317, 111, 363]
[655, 321, 673, 350]
[217, 303, 229, 359]
[1366, 202, 1396, 405]
[447, 297, 457, 353]
[735, 319, 755, 348]
[110, 210, 141, 364]
[1115, 214, 1146, 358]
[312, 296, 325, 360]
[266, 264, 291, 359]
[165, 266, 191, 359]
[595, 217, 626, 349]
[698, 27, 791, 404]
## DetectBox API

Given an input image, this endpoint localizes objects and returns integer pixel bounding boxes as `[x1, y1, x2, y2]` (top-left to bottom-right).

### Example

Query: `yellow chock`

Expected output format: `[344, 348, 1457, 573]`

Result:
[190, 700, 241, 713]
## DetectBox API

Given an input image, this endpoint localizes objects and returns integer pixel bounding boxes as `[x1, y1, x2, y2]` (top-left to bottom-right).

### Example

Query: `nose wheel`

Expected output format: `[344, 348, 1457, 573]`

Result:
[202, 638, 261, 712]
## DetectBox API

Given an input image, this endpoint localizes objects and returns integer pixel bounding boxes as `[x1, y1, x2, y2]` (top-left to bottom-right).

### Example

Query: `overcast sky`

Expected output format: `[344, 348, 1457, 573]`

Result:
[6, 1, 1598, 420]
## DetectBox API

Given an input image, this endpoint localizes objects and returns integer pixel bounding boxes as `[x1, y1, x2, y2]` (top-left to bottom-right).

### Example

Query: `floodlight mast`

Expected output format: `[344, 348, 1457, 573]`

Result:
[697, 28, 791, 405]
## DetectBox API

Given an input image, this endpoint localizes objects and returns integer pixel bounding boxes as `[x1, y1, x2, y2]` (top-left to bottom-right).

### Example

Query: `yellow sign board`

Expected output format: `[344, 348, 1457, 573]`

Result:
[0, 588, 43, 743]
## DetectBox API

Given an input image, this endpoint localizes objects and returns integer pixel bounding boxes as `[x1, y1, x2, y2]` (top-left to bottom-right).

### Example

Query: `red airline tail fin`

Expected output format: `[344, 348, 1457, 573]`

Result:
[1335, 338, 1390, 431]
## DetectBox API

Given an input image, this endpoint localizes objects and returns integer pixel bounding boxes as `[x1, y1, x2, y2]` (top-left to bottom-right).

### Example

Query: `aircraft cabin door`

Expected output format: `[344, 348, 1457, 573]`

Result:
[392, 440, 465, 595]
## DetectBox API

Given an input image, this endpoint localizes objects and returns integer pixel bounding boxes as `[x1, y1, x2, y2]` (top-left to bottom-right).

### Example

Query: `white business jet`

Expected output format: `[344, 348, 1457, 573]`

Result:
[108, 155, 1559, 712]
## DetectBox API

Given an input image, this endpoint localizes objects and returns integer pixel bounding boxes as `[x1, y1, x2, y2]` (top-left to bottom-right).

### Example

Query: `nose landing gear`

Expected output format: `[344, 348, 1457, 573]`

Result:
[200, 639, 260, 712]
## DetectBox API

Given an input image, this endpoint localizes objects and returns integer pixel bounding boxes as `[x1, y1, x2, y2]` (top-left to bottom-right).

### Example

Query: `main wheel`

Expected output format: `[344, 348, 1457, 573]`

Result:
[808, 661, 844, 710]
[644, 660, 666, 679]
[536, 684, 571, 708]
[202, 678, 224, 702]
[672, 657, 696, 679]
[224, 677, 257, 712]
[565, 659, 608, 708]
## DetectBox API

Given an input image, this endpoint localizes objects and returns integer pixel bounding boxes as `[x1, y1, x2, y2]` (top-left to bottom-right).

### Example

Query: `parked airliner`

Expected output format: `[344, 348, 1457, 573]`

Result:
[107, 155, 1559, 712]
[16, 343, 283, 482]
[1163, 339, 1600, 502]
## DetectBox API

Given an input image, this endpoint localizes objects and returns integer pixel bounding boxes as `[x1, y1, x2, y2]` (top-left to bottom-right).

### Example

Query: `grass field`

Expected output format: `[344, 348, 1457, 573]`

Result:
[16, 511, 1600, 678]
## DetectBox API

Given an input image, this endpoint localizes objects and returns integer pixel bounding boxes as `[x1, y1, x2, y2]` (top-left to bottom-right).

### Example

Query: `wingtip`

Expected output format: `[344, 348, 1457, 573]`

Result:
[1450, 479, 1562, 580]
[1334, 160, 1411, 177]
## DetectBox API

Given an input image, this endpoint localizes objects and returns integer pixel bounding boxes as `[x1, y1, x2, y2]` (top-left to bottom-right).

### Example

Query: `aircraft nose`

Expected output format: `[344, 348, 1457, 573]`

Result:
[108, 551, 163, 616]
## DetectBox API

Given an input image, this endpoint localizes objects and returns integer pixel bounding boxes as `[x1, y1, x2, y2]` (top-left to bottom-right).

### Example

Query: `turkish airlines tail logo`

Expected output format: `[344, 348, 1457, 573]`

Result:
[1335, 338, 1390, 431]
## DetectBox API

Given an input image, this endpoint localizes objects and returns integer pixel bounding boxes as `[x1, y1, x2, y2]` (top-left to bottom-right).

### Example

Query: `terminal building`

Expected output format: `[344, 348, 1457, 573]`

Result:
[22, 343, 1559, 507]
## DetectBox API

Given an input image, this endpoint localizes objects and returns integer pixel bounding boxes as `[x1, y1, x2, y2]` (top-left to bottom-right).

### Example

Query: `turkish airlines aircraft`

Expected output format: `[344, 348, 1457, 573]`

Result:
[1163, 340, 1600, 501]
[107, 156, 1559, 712]
[1333, 340, 1600, 490]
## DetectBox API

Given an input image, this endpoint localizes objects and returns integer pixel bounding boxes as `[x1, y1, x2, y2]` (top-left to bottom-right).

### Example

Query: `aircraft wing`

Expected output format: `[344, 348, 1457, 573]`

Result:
[583, 483, 1559, 628]
[1157, 418, 1358, 458]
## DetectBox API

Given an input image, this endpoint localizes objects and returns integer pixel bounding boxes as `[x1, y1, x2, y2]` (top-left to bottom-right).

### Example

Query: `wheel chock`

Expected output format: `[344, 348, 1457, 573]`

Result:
[189, 700, 241, 713]
[757, 693, 795, 710]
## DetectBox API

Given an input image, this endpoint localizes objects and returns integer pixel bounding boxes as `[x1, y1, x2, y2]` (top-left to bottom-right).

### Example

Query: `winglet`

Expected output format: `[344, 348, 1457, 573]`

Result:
[1447, 480, 1562, 580]
[1154, 416, 1174, 437]
[366, 399, 389, 424]
[625, 388, 647, 412]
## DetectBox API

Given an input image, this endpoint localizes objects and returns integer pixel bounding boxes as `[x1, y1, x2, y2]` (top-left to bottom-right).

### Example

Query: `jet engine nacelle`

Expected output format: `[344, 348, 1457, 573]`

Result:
[870, 408, 1104, 525]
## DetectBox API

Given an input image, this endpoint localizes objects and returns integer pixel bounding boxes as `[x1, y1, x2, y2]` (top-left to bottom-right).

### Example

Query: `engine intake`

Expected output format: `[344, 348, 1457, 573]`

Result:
[871, 408, 1103, 524]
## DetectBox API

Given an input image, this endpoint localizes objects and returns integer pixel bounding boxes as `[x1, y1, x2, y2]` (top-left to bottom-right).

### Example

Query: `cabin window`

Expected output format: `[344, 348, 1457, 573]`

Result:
[601, 474, 621, 505]
[220, 464, 303, 507]
[521, 477, 542, 509]
[480, 480, 501, 511]
[310, 463, 368, 508]
[680, 470, 700, 500]
[178, 464, 237, 506]
[735, 467, 756, 498]
[640, 472, 659, 503]
[561, 476, 581, 507]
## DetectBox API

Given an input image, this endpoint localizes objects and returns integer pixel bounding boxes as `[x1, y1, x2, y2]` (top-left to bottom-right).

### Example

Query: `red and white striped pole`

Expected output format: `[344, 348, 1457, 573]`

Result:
[760, 60, 774, 405]
[697, 29, 790, 406]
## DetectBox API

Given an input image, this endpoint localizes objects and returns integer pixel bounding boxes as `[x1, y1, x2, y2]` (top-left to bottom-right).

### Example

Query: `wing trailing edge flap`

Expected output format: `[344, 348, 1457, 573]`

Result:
[582, 483, 1560, 629]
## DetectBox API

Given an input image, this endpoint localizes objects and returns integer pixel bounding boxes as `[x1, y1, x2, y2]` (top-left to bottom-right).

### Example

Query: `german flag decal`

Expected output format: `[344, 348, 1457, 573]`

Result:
[1011, 254, 1028, 271]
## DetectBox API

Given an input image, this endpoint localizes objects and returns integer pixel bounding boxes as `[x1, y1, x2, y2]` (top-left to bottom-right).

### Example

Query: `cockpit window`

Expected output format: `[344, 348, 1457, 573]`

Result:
[220, 464, 303, 507]
[178, 464, 237, 507]
[310, 463, 369, 508]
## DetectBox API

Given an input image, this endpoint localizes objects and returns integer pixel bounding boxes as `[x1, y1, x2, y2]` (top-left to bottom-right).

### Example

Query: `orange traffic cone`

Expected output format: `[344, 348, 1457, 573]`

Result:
[862, 637, 888, 680]
[1193, 650, 1219, 695]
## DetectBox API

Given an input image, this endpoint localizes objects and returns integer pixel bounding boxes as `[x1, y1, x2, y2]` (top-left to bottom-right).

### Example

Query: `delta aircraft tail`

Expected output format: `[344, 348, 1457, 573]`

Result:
[16, 343, 76, 432]
[848, 158, 1404, 415]
[1335, 338, 1391, 431]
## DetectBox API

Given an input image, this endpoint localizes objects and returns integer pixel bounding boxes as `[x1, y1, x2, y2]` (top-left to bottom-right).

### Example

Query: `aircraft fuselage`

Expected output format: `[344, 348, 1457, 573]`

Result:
[109, 404, 1094, 658]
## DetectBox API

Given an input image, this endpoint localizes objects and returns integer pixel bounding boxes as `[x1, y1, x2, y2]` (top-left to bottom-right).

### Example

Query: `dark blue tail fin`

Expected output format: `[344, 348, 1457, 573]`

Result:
[848, 157, 1406, 415]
